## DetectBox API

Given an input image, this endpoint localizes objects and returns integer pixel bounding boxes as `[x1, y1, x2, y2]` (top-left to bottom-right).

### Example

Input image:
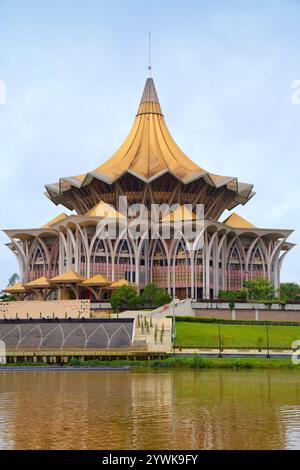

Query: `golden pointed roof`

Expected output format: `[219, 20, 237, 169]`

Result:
[3, 282, 26, 293]
[223, 212, 256, 229]
[85, 201, 125, 219]
[80, 274, 111, 286]
[162, 205, 196, 223]
[42, 213, 68, 228]
[50, 270, 86, 283]
[45, 76, 254, 210]
[108, 278, 137, 289]
[78, 78, 206, 184]
[25, 276, 52, 288]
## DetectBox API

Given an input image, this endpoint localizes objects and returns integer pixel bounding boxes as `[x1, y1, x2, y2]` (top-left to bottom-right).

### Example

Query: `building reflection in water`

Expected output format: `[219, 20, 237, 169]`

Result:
[0, 369, 299, 449]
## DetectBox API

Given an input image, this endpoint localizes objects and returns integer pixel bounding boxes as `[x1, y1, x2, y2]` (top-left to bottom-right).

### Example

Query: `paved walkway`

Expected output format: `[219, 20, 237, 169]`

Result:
[174, 348, 293, 357]
[133, 315, 172, 353]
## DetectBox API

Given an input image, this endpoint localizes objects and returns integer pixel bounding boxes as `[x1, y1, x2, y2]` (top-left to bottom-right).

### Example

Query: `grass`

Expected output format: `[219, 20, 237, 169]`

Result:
[175, 321, 300, 349]
[151, 356, 300, 369]
[0, 356, 300, 369]
[66, 356, 300, 369]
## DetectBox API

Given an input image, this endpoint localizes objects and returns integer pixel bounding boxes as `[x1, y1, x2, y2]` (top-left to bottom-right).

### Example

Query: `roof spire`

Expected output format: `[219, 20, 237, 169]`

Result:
[136, 77, 163, 116]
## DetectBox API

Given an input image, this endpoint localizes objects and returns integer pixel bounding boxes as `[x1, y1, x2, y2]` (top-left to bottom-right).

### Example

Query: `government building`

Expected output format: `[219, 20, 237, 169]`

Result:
[3, 76, 294, 301]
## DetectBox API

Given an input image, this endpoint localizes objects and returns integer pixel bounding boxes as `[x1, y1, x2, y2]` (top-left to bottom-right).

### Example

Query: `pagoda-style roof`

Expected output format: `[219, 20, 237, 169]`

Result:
[223, 212, 256, 229]
[162, 205, 197, 223]
[80, 274, 110, 286]
[50, 271, 86, 283]
[25, 276, 52, 288]
[108, 279, 137, 289]
[42, 213, 68, 228]
[85, 201, 125, 219]
[45, 76, 254, 217]
[3, 282, 27, 293]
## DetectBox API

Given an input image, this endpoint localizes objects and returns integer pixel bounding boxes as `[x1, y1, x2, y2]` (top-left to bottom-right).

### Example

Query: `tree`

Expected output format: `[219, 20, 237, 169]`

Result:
[153, 289, 172, 307]
[280, 283, 300, 302]
[141, 283, 159, 308]
[8, 273, 19, 286]
[0, 273, 19, 302]
[141, 283, 172, 308]
[218, 289, 247, 301]
[0, 293, 16, 301]
[243, 278, 275, 301]
[110, 285, 138, 311]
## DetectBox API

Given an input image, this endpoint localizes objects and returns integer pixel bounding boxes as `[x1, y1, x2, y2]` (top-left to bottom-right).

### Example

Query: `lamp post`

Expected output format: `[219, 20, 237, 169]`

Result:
[266, 324, 270, 358]
[218, 321, 222, 358]
[172, 299, 176, 352]
[245, 270, 249, 302]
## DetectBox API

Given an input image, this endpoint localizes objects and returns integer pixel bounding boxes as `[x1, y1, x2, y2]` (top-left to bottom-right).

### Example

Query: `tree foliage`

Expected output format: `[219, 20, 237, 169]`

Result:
[0, 273, 19, 302]
[110, 285, 138, 311]
[8, 273, 19, 286]
[110, 283, 172, 312]
[219, 278, 280, 302]
[243, 278, 275, 301]
[141, 283, 159, 308]
[141, 283, 171, 308]
[280, 282, 300, 302]
[218, 289, 247, 301]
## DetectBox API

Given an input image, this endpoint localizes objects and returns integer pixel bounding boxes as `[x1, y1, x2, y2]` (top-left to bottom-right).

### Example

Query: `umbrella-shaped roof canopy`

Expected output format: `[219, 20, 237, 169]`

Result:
[85, 201, 125, 219]
[42, 213, 68, 228]
[3, 282, 26, 293]
[162, 205, 197, 223]
[108, 278, 138, 289]
[80, 274, 111, 286]
[50, 271, 86, 284]
[45, 77, 254, 215]
[25, 276, 52, 289]
[223, 212, 256, 229]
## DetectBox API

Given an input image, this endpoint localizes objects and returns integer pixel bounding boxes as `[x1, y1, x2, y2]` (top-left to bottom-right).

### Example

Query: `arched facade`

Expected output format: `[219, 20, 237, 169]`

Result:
[3, 76, 294, 300]
[5, 218, 293, 300]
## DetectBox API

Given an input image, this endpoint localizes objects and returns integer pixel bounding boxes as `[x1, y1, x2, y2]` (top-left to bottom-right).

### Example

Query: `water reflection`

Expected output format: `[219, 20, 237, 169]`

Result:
[0, 369, 299, 449]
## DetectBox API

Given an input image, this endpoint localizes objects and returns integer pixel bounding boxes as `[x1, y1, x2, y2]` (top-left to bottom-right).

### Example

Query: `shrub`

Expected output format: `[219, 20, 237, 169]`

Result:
[191, 357, 206, 368]
[218, 289, 247, 301]
[243, 278, 275, 301]
[68, 357, 81, 366]
[110, 285, 138, 311]
[141, 283, 172, 308]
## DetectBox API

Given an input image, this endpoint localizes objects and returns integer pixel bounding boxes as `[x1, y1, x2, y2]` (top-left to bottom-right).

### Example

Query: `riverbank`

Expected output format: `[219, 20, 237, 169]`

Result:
[1, 356, 300, 369]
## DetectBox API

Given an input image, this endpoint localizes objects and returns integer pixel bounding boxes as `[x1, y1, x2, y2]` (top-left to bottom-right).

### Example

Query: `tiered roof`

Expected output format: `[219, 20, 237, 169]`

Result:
[45, 77, 254, 212]
[223, 212, 256, 229]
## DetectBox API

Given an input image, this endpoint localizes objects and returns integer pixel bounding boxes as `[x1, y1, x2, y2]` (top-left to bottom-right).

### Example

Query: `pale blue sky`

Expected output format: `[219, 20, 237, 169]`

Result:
[0, 0, 299, 288]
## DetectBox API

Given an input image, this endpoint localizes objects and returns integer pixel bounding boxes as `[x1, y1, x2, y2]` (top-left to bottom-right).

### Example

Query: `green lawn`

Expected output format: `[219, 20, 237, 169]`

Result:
[175, 321, 300, 349]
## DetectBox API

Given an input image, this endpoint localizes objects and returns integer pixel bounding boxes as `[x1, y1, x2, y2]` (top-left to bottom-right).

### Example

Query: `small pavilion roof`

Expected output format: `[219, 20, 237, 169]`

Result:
[24, 276, 52, 289]
[80, 274, 111, 286]
[223, 212, 256, 229]
[162, 205, 197, 223]
[85, 201, 125, 219]
[108, 278, 137, 289]
[3, 282, 26, 293]
[42, 213, 68, 228]
[50, 271, 86, 284]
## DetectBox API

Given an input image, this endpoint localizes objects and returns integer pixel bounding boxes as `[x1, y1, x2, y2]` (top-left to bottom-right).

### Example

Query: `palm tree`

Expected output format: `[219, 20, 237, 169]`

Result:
[8, 273, 19, 286]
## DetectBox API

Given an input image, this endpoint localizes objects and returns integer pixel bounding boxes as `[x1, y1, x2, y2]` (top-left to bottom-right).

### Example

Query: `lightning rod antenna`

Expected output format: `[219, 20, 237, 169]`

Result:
[148, 31, 152, 76]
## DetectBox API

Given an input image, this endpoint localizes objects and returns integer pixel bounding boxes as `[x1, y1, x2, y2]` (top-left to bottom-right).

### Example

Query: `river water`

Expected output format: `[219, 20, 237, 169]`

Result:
[0, 369, 299, 450]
